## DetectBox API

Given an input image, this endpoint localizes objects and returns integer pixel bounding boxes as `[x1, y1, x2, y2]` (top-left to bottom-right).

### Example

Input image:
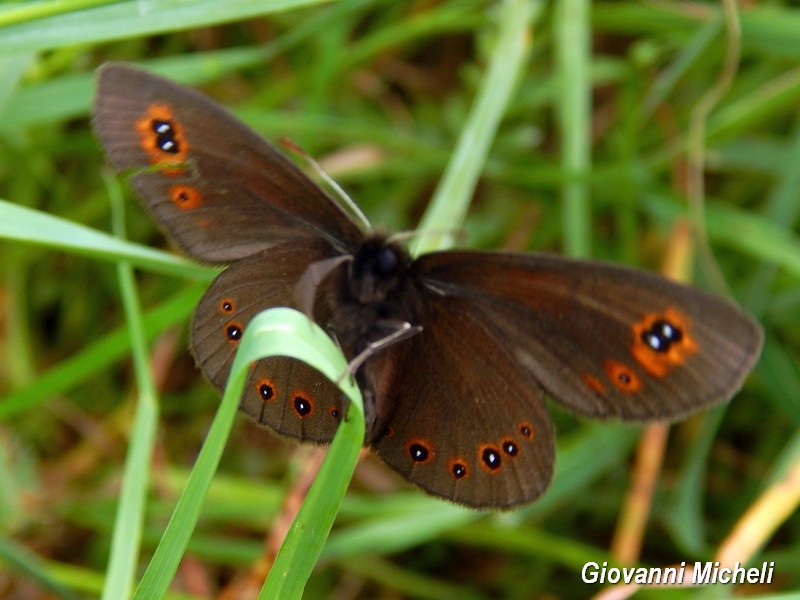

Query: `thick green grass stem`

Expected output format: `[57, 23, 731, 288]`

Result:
[410, 0, 539, 255]
[555, 0, 592, 258]
[101, 174, 161, 599]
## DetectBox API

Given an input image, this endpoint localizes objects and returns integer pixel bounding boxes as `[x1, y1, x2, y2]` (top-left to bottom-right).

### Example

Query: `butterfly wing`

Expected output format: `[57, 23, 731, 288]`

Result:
[93, 63, 363, 262]
[368, 292, 555, 508]
[411, 251, 763, 420]
[368, 250, 761, 508]
[191, 238, 348, 443]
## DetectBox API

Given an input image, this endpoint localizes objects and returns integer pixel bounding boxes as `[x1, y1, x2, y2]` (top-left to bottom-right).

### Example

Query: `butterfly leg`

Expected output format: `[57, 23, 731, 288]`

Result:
[336, 320, 421, 441]
[337, 320, 422, 384]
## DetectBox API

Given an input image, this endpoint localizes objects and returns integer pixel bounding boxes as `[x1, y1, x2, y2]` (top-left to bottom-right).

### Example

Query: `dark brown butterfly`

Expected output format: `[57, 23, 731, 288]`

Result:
[93, 63, 763, 508]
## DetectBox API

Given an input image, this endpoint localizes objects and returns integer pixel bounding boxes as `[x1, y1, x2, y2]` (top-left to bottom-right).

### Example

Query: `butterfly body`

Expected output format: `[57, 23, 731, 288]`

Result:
[332, 236, 419, 348]
[93, 63, 763, 508]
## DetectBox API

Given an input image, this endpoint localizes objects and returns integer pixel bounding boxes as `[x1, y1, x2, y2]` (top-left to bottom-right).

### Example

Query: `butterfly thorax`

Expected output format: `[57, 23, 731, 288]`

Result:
[332, 235, 422, 347]
[348, 236, 407, 299]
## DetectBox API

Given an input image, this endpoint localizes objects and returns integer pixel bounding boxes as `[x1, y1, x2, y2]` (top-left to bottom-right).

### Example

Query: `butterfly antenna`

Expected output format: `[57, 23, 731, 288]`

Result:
[280, 137, 372, 232]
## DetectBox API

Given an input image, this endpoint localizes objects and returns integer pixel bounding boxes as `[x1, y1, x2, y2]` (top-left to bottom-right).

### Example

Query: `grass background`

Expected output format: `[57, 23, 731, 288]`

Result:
[1, 0, 799, 598]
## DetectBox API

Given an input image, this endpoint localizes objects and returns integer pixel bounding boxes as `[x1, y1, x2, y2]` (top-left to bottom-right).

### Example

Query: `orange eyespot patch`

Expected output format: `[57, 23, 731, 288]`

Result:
[291, 391, 315, 418]
[219, 298, 236, 314]
[631, 307, 698, 378]
[518, 421, 535, 440]
[582, 372, 607, 395]
[224, 321, 243, 344]
[170, 184, 202, 210]
[135, 103, 190, 173]
[604, 359, 643, 393]
[448, 457, 469, 480]
[478, 443, 503, 473]
[256, 378, 277, 402]
[406, 438, 434, 465]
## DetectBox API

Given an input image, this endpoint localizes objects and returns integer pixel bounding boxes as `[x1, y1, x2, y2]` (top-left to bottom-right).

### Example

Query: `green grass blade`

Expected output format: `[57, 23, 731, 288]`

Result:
[0, 198, 212, 280]
[259, 348, 364, 598]
[101, 174, 161, 600]
[0, 0, 331, 53]
[131, 308, 362, 600]
[0, 537, 82, 600]
[0, 285, 201, 420]
[410, 0, 540, 255]
[555, 0, 591, 258]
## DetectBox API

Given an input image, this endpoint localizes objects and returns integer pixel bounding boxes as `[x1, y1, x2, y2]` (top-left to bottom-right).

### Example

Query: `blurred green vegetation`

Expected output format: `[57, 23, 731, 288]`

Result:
[0, 1, 798, 598]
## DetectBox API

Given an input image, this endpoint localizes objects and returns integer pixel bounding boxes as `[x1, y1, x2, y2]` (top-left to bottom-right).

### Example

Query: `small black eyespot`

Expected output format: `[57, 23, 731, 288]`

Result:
[409, 442, 430, 463]
[226, 324, 243, 341]
[259, 383, 274, 401]
[151, 119, 180, 154]
[641, 319, 683, 353]
[502, 440, 519, 457]
[294, 395, 312, 417]
[481, 447, 501, 470]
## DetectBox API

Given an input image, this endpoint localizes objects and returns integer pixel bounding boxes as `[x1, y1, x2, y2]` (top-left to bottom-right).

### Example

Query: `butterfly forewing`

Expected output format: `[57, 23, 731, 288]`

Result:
[414, 251, 763, 420]
[93, 63, 363, 263]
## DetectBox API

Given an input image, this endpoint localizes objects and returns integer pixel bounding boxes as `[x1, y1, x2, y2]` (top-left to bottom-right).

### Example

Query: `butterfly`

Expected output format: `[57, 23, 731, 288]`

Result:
[93, 62, 763, 508]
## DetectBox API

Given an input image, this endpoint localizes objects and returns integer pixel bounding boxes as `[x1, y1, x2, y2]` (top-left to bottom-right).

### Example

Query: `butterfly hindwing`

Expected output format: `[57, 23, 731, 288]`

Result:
[369, 293, 555, 508]
[191, 238, 346, 443]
